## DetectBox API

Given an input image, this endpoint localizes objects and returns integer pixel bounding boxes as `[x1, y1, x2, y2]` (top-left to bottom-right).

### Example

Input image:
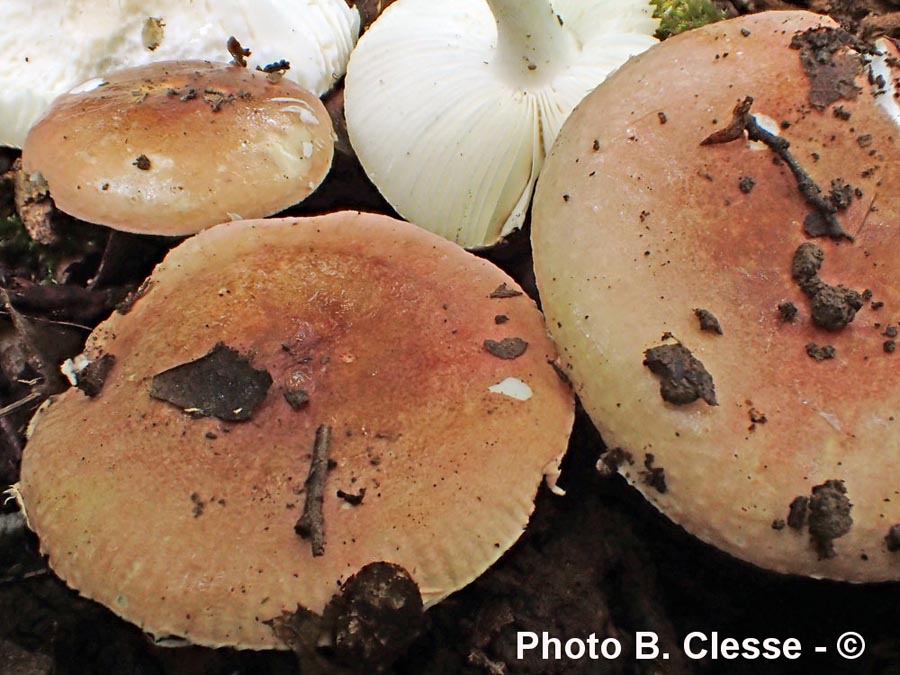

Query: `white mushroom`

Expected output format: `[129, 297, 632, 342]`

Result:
[344, 0, 658, 248]
[1, 0, 360, 148]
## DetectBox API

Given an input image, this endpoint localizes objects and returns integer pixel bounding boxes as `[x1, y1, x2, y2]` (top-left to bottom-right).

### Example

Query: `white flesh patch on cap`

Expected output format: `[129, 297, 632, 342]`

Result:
[488, 376, 533, 401]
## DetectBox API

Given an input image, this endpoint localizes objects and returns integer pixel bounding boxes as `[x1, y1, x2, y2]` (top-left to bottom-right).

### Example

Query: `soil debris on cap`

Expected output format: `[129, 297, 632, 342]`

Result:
[320, 562, 423, 670]
[132, 155, 151, 171]
[489, 283, 523, 299]
[336, 488, 365, 506]
[283, 389, 310, 411]
[791, 243, 863, 331]
[640, 453, 667, 493]
[738, 176, 756, 194]
[694, 308, 723, 335]
[809, 479, 853, 559]
[295, 424, 332, 557]
[75, 353, 116, 398]
[791, 241, 825, 280]
[484, 337, 528, 360]
[701, 97, 852, 241]
[787, 496, 809, 530]
[789, 27, 869, 110]
[149, 342, 273, 421]
[778, 301, 799, 322]
[643, 343, 718, 406]
[806, 343, 836, 361]
[748, 406, 767, 431]
[596, 446, 634, 478]
[886, 525, 900, 552]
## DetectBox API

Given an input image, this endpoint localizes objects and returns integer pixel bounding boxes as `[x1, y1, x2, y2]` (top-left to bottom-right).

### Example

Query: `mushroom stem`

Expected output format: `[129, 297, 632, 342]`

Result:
[487, 0, 576, 84]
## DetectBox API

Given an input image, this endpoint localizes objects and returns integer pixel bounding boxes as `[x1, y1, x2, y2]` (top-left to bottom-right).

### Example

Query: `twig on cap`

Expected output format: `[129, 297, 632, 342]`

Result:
[295, 424, 332, 557]
[701, 96, 853, 242]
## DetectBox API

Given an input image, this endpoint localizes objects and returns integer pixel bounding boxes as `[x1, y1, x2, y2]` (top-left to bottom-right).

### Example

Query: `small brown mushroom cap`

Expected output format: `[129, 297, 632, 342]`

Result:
[22, 60, 334, 236]
[533, 12, 900, 580]
[18, 211, 573, 648]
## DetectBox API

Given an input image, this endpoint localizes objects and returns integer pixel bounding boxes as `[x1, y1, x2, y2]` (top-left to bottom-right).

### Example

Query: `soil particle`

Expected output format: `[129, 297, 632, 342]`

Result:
[484, 337, 528, 360]
[748, 407, 767, 431]
[806, 342, 837, 360]
[778, 301, 799, 322]
[494, 314, 508, 325]
[884, 326, 898, 338]
[489, 283, 523, 299]
[322, 562, 424, 670]
[827, 178, 855, 210]
[885, 340, 897, 353]
[789, 27, 867, 109]
[792, 242, 863, 331]
[149, 342, 273, 421]
[283, 389, 310, 411]
[694, 308, 723, 334]
[548, 359, 572, 388]
[787, 496, 809, 530]
[336, 488, 365, 506]
[643, 343, 718, 406]
[190, 492, 205, 518]
[886, 525, 900, 552]
[641, 454, 667, 494]
[132, 155, 151, 171]
[596, 446, 634, 478]
[738, 176, 756, 193]
[809, 284, 864, 331]
[833, 105, 852, 120]
[75, 353, 116, 398]
[791, 242, 825, 280]
[808, 479, 853, 559]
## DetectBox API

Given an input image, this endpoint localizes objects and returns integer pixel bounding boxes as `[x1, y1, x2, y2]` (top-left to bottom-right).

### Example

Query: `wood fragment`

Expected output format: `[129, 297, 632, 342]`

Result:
[295, 424, 332, 557]
[701, 96, 853, 241]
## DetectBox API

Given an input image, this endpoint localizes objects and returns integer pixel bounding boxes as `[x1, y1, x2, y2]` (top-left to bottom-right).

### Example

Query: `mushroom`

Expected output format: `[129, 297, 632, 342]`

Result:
[22, 60, 335, 236]
[532, 11, 900, 579]
[1, 0, 360, 148]
[15, 211, 574, 648]
[344, 0, 658, 248]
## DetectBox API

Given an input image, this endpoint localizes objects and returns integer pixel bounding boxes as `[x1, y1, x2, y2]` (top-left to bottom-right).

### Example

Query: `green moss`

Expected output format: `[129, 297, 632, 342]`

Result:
[0, 215, 62, 279]
[651, 0, 725, 40]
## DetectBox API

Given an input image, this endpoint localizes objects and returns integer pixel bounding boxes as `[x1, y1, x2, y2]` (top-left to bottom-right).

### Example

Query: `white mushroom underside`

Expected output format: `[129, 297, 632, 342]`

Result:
[1, 0, 360, 148]
[344, 0, 657, 247]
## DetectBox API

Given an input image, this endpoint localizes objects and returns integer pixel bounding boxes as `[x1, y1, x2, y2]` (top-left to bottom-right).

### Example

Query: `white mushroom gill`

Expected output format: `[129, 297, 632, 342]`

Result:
[345, 0, 658, 248]
[1, 0, 360, 148]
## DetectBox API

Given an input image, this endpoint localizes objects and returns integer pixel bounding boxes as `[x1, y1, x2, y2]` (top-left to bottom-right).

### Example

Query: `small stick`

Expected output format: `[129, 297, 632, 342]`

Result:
[701, 96, 853, 242]
[295, 424, 332, 557]
[0, 391, 43, 419]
